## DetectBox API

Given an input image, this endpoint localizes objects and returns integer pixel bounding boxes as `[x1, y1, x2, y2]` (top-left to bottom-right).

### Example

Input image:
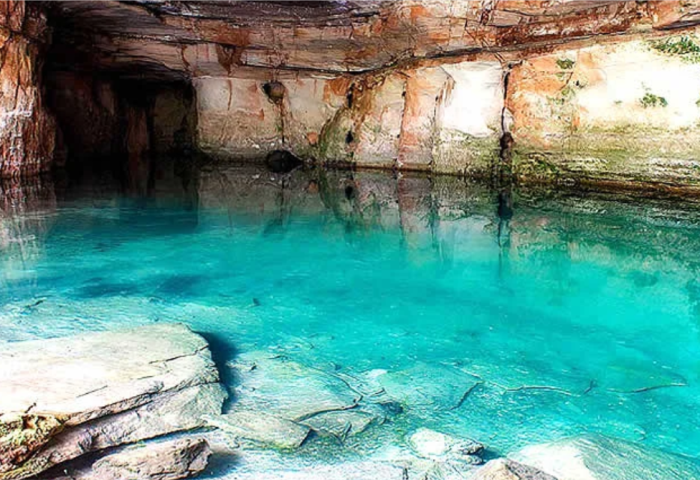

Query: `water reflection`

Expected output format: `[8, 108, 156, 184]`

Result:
[5, 162, 700, 458]
[0, 176, 56, 288]
[4, 163, 700, 294]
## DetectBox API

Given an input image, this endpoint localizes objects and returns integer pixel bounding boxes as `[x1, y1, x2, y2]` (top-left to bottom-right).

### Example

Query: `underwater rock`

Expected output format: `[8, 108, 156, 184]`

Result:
[472, 459, 557, 480]
[0, 324, 226, 479]
[229, 351, 361, 422]
[45, 438, 212, 480]
[300, 410, 376, 441]
[408, 428, 484, 464]
[375, 363, 482, 411]
[511, 434, 700, 480]
[204, 410, 311, 450]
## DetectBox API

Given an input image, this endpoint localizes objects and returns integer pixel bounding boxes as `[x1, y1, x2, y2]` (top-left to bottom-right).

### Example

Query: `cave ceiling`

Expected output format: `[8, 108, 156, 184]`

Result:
[44, 0, 700, 80]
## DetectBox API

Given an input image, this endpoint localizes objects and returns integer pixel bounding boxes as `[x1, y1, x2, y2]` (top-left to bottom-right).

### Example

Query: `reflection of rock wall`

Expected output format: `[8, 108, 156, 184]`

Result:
[0, 176, 56, 286]
[0, 1, 55, 178]
[197, 165, 700, 281]
[195, 60, 504, 177]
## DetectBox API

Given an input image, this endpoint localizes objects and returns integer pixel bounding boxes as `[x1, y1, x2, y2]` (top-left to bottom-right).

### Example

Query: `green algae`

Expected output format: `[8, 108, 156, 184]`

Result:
[640, 92, 668, 108]
[556, 58, 576, 70]
[0, 413, 66, 480]
[651, 35, 700, 63]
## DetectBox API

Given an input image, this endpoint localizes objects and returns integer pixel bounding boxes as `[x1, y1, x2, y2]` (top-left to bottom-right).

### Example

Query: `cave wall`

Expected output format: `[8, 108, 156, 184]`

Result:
[507, 36, 700, 188]
[0, 1, 55, 178]
[46, 69, 195, 192]
[194, 59, 504, 177]
[193, 29, 700, 188]
[5, 0, 700, 190]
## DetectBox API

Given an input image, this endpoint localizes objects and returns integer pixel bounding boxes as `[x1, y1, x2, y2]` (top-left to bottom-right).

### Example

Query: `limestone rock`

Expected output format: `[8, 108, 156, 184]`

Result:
[204, 411, 311, 450]
[0, 324, 226, 479]
[47, 1, 698, 76]
[229, 351, 361, 422]
[0, 1, 55, 177]
[472, 459, 557, 480]
[511, 435, 700, 480]
[45, 438, 212, 480]
[407, 428, 484, 463]
[507, 39, 700, 188]
[300, 410, 376, 441]
[375, 362, 482, 411]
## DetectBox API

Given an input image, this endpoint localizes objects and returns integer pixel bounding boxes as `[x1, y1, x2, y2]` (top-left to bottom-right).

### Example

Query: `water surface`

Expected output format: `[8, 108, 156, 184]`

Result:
[2, 165, 700, 467]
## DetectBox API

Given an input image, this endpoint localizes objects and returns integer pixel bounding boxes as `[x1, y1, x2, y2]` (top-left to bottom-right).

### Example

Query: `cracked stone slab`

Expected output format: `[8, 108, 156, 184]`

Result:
[229, 351, 360, 422]
[0, 324, 226, 480]
[204, 410, 311, 450]
[42, 437, 212, 480]
[300, 410, 377, 441]
[0, 323, 219, 424]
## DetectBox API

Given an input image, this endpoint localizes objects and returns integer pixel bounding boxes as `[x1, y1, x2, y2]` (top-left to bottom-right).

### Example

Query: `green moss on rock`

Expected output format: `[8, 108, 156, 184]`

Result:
[0, 413, 66, 480]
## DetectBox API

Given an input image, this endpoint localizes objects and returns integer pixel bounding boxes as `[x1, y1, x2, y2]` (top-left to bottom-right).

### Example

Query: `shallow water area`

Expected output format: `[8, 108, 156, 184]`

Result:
[3, 164, 700, 477]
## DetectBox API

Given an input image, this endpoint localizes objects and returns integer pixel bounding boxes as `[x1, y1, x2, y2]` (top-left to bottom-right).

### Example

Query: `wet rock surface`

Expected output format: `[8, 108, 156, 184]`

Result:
[0, 324, 226, 479]
[43, 438, 212, 480]
[473, 459, 557, 480]
[511, 435, 700, 480]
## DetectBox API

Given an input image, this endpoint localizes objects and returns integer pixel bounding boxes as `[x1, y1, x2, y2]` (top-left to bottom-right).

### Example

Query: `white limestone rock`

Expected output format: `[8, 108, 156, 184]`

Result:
[0, 324, 226, 480]
[204, 410, 311, 450]
[407, 428, 484, 462]
[45, 438, 212, 480]
[511, 435, 700, 480]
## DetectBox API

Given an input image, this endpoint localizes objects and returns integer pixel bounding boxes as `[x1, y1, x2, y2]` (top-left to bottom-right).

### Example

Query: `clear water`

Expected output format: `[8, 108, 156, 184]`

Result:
[3, 165, 700, 464]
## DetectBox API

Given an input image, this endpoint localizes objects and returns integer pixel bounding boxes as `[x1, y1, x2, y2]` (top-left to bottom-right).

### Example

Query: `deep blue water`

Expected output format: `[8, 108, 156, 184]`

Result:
[2, 166, 700, 461]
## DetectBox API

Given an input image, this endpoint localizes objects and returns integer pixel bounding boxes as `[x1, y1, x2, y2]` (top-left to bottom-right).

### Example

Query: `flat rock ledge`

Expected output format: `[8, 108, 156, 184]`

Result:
[0, 324, 227, 480]
[42, 437, 212, 480]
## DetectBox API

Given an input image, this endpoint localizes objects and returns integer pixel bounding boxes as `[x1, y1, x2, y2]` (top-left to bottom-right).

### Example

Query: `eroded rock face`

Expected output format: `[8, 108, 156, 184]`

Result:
[507, 35, 700, 188]
[194, 60, 504, 176]
[45, 438, 213, 480]
[0, 1, 55, 178]
[511, 434, 700, 480]
[46, 1, 700, 77]
[0, 323, 227, 479]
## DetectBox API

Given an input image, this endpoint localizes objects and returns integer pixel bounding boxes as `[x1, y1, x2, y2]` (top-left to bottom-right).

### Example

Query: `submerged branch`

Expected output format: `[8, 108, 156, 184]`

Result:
[448, 381, 483, 411]
[502, 385, 575, 396]
[611, 382, 688, 394]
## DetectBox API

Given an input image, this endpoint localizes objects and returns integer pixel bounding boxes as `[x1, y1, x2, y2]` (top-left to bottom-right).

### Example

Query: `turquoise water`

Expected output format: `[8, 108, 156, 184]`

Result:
[3, 166, 700, 462]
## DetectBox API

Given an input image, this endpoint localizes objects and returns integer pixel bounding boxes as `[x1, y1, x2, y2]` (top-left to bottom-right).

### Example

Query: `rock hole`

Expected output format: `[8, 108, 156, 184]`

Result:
[345, 184, 355, 200]
[346, 88, 354, 108]
[265, 150, 302, 173]
[262, 81, 285, 104]
[345, 130, 354, 144]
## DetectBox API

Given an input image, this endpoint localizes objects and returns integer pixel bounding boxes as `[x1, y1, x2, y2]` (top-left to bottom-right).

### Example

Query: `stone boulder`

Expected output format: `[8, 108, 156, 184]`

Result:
[44, 438, 212, 480]
[472, 459, 557, 480]
[511, 435, 700, 480]
[407, 428, 484, 465]
[0, 324, 227, 479]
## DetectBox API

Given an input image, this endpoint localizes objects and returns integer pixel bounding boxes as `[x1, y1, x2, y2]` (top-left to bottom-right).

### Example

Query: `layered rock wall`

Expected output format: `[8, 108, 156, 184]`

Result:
[194, 29, 700, 188]
[10, 0, 700, 188]
[0, 1, 55, 178]
[507, 34, 700, 188]
[195, 60, 504, 176]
